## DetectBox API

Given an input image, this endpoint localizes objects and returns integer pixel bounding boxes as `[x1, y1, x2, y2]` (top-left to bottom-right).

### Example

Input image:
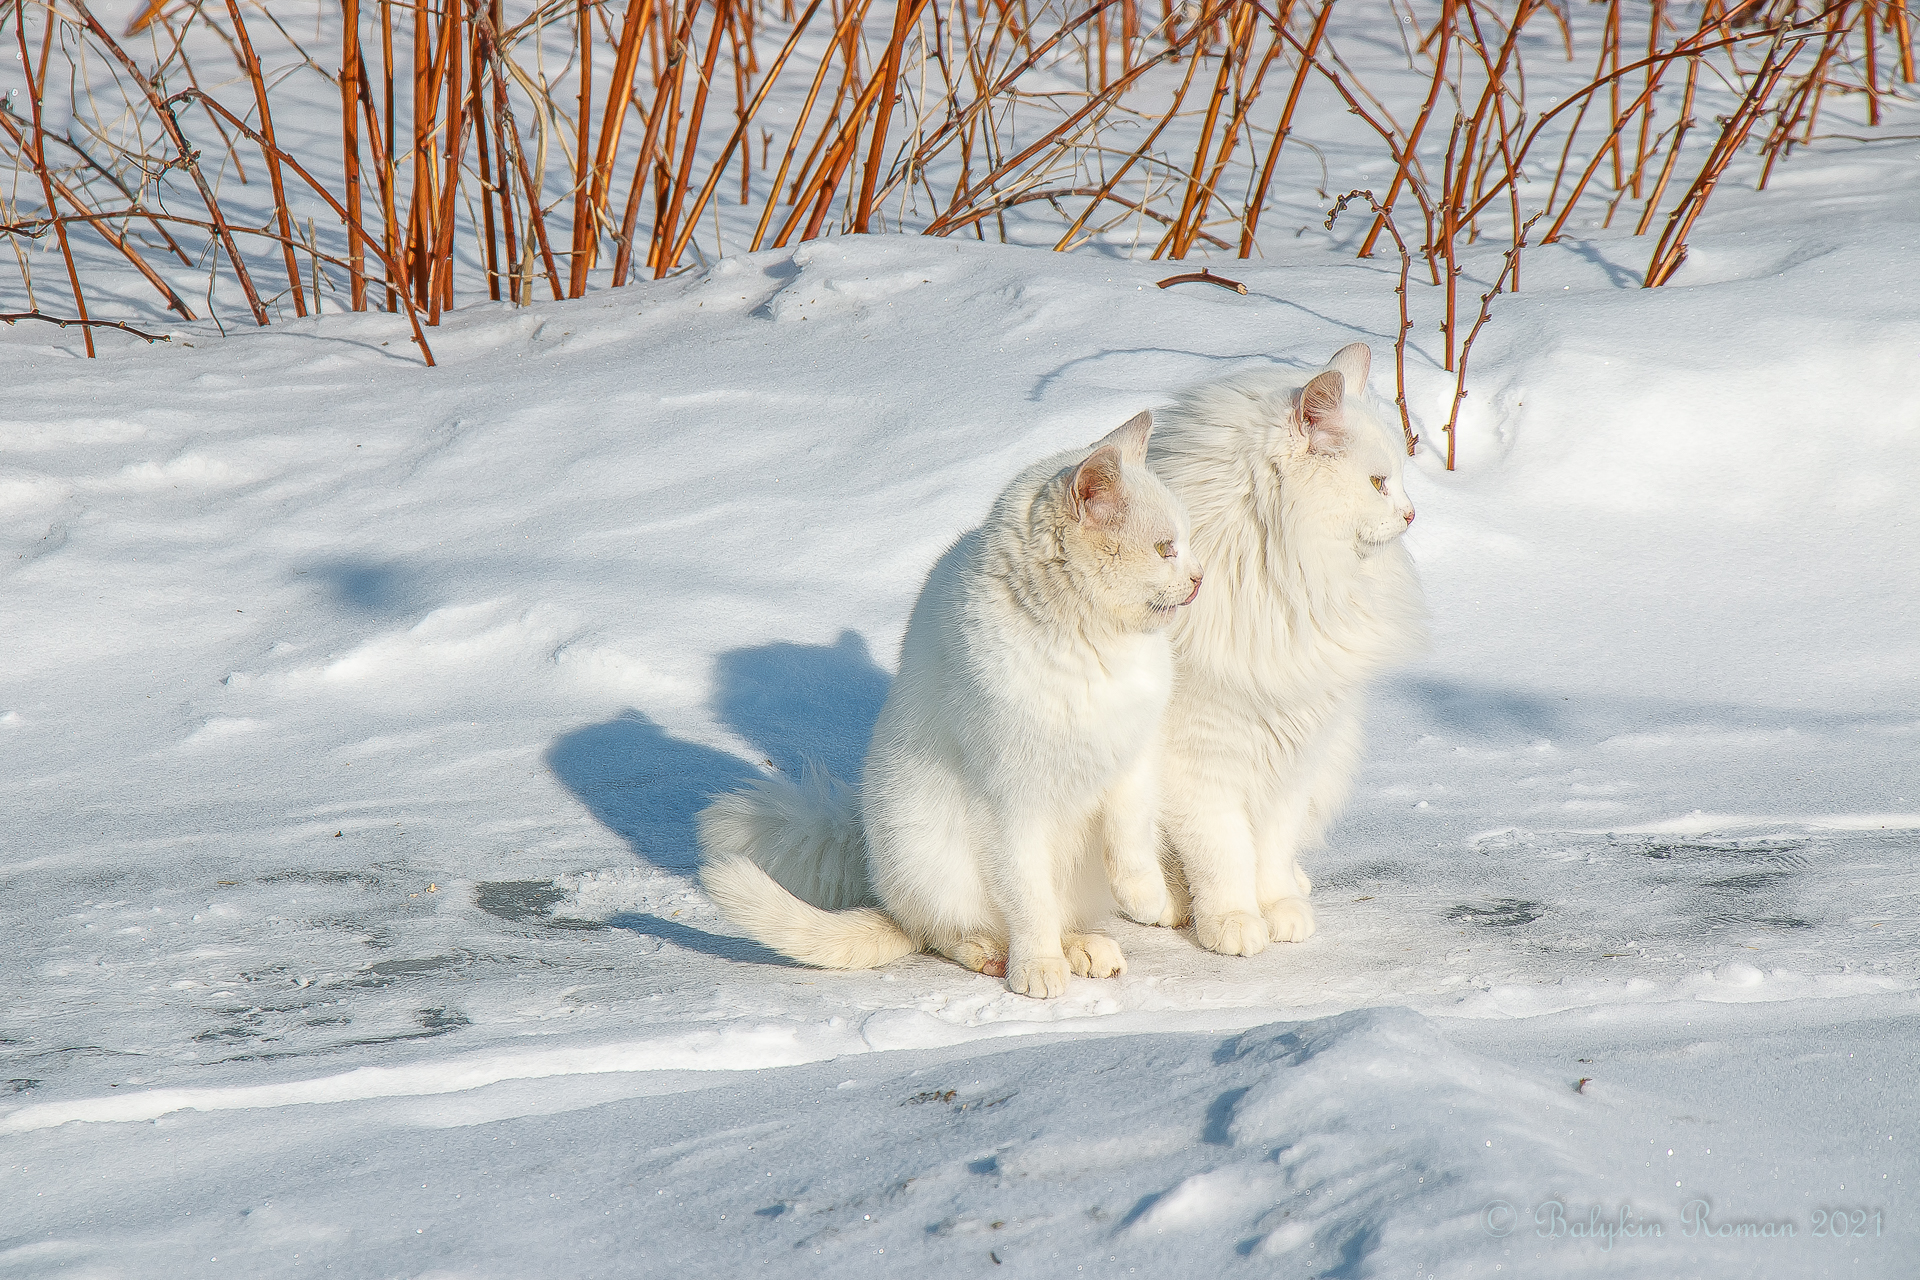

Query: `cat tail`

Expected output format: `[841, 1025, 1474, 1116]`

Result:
[696, 769, 919, 969]
[699, 853, 920, 969]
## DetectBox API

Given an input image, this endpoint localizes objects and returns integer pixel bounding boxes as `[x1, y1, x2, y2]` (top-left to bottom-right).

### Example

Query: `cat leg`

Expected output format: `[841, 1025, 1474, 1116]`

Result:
[1159, 849, 1194, 927]
[1255, 802, 1317, 944]
[937, 935, 1008, 979]
[1167, 800, 1267, 957]
[1061, 931, 1126, 978]
[990, 818, 1074, 999]
[1100, 748, 1182, 928]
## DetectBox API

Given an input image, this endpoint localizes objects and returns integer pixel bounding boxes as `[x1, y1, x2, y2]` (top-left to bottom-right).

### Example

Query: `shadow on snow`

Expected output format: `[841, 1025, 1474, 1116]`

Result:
[546, 629, 889, 874]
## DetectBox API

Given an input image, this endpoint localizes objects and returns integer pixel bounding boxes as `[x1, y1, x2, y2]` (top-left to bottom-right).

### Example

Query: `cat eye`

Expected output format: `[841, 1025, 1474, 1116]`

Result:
[1370, 476, 1386, 493]
[1155, 540, 1176, 559]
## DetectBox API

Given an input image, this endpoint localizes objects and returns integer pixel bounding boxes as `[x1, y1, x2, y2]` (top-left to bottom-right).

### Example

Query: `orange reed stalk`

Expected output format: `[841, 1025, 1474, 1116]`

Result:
[936, 1, 1209, 241]
[1441, 212, 1541, 471]
[654, 0, 737, 274]
[1242, 0, 1333, 257]
[1328, 189, 1418, 456]
[1646, 31, 1799, 286]
[471, 21, 500, 301]
[427, 0, 469, 321]
[167, 89, 436, 362]
[611, 1, 701, 284]
[343, 0, 368, 309]
[566, 0, 597, 296]
[1894, 0, 1914, 81]
[749, 0, 878, 252]
[225, 0, 306, 315]
[0, 111, 197, 318]
[1357, 0, 1452, 261]
[665, 0, 829, 267]
[1160, 0, 1255, 259]
[852, 0, 935, 231]
[69, 0, 271, 325]
[15, 0, 93, 356]
[584, 0, 659, 269]
[355, 61, 406, 310]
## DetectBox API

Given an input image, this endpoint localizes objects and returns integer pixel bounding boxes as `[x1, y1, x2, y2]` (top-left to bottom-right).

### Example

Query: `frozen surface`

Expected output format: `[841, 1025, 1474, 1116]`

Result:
[5, 92, 1920, 1279]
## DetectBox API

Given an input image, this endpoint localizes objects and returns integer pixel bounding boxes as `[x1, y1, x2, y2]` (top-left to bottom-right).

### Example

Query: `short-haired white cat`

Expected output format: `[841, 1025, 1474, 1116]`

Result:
[699, 413, 1204, 997]
[1149, 344, 1427, 955]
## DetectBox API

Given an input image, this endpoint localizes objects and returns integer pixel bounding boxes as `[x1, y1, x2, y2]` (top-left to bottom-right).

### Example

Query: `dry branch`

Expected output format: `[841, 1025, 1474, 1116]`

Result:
[2, 310, 170, 341]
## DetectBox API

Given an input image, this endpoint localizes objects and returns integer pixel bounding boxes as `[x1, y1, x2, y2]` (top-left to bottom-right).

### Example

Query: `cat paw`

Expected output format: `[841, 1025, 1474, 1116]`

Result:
[1262, 897, 1316, 943]
[949, 936, 1008, 978]
[1111, 871, 1177, 928]
[1195, 910, 1269, 957]
[1006, 955, 1071, 999]
[1063, 932, 1126, 978]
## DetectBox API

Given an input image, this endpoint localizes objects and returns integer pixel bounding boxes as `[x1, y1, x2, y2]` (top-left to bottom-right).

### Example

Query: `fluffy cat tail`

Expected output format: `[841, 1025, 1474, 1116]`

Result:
[696, 769, 919, 969]
[699, 853, 920, 970]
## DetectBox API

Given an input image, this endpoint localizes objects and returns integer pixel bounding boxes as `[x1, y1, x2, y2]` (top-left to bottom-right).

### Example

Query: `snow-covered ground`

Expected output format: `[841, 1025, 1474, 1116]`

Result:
[6, 90, 1920, 1276]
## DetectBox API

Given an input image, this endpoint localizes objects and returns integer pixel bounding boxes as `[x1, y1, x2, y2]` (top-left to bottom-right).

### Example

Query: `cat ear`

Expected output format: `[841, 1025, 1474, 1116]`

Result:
[1069, 444, 1128, 528]
[1327, 342, 1371, 391]
[1297, 370, 1349, 454]
[1093, 410, 1153, 465]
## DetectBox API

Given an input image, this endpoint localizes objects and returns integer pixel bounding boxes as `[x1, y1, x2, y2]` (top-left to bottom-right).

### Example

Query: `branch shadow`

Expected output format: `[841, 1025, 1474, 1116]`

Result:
[1559, 237, 1643, 289]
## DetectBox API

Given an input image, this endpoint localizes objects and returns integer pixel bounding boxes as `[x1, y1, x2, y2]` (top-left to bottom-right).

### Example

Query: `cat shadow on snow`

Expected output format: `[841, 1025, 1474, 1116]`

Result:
[544, 631, 889, 955]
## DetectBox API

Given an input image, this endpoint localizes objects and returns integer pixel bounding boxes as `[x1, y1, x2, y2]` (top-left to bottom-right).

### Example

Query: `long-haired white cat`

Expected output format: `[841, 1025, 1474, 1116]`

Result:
[1149, 343, 1427, 956]
[699, 413, 1203, 997]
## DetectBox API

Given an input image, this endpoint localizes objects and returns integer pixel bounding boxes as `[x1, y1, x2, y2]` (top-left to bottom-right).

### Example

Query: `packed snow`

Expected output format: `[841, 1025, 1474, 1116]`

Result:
[6, 55, 1920, 1277]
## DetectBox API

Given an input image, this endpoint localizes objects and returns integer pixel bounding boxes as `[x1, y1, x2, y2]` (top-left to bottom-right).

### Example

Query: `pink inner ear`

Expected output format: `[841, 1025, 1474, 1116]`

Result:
[1299, 370, 1348, 454]
[1073, 446, 1127, 527]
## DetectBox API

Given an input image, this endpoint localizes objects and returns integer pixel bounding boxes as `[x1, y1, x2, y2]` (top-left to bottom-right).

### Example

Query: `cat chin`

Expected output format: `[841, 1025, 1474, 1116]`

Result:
[1354, 528, 1408, 556]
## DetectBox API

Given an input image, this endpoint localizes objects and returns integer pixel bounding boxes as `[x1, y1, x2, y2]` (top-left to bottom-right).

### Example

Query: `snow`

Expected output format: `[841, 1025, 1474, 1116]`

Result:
[6, 65, 1920, 1280]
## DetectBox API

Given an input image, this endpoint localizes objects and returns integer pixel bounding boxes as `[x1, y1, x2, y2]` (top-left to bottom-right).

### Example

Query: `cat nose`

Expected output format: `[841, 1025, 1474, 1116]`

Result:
[1182, 575, 1202, 606]
[1404, 508, 1415, 525]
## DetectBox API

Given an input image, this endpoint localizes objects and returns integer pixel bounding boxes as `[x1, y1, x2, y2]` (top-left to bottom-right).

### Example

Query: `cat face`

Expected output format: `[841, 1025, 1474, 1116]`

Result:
[1286, 345, 1415, 557]
[1066, 412, 1204, 631]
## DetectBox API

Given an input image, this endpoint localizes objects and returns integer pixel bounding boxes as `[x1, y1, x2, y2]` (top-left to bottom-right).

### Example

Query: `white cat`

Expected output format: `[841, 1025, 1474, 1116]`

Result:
[1148, 344, 1427, 956]
[699, 412, 1204, 997]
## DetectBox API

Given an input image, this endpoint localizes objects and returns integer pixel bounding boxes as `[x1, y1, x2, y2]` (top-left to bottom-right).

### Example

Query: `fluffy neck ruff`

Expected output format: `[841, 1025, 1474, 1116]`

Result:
[1151, 381, 1427, 698]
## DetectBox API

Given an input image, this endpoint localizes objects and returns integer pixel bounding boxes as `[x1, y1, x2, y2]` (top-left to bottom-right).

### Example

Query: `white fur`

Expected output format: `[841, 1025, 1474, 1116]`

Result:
[698, 413, 1203, 996]
[1147, 344, 1428, 956]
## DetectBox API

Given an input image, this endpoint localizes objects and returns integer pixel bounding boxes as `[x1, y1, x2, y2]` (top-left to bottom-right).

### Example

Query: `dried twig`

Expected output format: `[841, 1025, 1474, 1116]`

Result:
[2, 310, 171, 341]
[1442, 212, 1544, 471]
[1328, 190, 1417, 457]
[1154, 267, 1247, 294]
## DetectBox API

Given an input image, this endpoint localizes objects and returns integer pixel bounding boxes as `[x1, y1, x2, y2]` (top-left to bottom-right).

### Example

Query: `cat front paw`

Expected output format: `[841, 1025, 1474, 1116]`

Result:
[1262, 896, 1316, 943]
[1063, 932, 1126, 978]
[1006, 954, 1072, 998]
[1195, 910, 1268, 957]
